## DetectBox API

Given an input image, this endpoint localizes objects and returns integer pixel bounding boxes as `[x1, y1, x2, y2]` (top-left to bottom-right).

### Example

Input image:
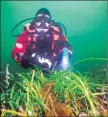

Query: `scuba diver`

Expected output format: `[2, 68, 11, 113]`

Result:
[12, 8, 72, 71]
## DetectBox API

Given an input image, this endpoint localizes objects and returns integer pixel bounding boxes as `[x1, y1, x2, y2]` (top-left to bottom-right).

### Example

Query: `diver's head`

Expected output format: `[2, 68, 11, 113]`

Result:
[34, 8, 52, 32]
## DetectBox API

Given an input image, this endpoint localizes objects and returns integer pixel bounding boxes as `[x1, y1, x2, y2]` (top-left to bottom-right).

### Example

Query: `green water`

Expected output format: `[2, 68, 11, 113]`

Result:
[1, 1, 107, 73]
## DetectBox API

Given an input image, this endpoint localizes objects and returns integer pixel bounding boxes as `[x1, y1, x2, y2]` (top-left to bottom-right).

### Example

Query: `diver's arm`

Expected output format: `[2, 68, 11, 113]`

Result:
[12, 30, 30, 68]
[53, 35, 72, 60]
[61, 35, 72, 56]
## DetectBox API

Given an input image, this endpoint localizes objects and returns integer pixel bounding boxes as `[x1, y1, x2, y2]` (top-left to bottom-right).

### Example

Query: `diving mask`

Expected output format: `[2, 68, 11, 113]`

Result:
[35, 14, 51, 32]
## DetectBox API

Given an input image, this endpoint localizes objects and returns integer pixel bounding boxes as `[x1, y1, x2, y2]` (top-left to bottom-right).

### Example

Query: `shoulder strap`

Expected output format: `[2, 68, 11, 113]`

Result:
[25, 23, 35, 33]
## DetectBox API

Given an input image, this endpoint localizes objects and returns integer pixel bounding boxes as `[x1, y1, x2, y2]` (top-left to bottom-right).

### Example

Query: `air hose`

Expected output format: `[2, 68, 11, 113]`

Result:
[11, 17, 34, 37]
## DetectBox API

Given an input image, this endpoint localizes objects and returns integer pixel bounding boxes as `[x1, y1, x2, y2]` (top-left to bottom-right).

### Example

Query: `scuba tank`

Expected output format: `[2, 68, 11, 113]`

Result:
[58, 47, 70, 70]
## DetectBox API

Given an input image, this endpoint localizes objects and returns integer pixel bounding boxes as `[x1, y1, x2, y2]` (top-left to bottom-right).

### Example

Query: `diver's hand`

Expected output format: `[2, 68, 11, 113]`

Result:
[20, 55, 31, 68]
[29, 53, 53, 70]
[63, 41, 72, 56]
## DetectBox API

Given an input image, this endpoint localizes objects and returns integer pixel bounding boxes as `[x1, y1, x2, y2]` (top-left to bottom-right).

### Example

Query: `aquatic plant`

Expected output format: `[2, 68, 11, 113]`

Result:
[1, 66, 49, 116]
[51, 70, 107, 116]
[0, 58, 107, 116]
